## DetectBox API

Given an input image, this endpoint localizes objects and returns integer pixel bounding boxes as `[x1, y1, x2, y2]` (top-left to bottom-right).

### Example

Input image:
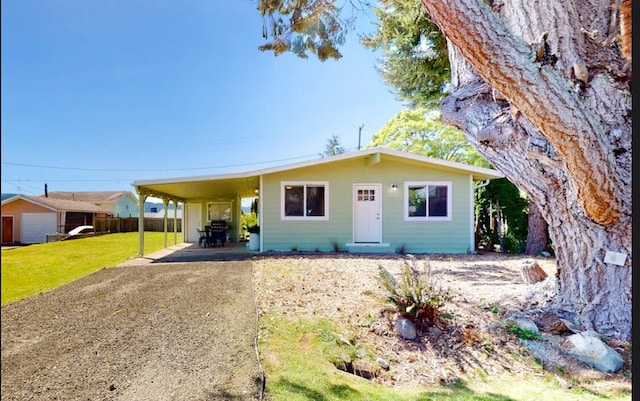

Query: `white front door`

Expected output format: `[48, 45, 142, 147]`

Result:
[185, 203, 202, 243]
[354, 184, 381, 243]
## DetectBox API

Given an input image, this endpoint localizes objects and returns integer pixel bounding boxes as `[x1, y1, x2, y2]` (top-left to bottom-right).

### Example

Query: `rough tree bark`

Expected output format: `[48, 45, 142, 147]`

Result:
[525, 201, 547, 255]
[420, 0, 631, 341]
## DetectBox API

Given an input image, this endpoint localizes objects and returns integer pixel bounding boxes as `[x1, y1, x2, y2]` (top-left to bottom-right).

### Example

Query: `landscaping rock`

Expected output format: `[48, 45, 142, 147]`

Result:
[428, 326, 443, 337]
[510, 316, 540, 335]
[353, 361, 379, 379]
[376, 357, 390, 370]
[396, 316, 417, 340]
[565, 331, 625, 373]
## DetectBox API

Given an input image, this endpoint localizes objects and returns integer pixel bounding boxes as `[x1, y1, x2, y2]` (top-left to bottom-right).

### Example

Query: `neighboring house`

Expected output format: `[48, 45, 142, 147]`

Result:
[42, 191, 139, 218]
[1, 195, 111, 244]
[133, 147, 504, 254]
[144, 207, 183, 219]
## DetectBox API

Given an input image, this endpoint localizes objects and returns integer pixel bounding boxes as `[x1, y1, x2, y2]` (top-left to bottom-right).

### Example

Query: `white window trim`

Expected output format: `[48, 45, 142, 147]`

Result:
[404, 181, 452, 221]
[281, 181, 329, 221]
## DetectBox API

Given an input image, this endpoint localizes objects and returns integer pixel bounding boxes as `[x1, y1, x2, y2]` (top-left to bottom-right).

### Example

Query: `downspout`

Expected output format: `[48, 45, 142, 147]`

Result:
[474, 179, 490, 190]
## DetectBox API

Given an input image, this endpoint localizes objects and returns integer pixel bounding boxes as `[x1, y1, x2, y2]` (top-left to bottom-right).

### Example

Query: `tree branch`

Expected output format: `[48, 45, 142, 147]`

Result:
[420, 0, 624, 225]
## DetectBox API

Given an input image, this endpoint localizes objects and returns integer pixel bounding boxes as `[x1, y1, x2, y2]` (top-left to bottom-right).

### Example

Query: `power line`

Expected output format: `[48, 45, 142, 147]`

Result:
[1, 153, 323, 172]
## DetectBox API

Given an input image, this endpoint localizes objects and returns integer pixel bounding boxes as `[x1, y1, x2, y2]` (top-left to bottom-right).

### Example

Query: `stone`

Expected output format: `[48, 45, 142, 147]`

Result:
[511, 317, 540, 335]
[428, 326, 443, 337]
[376, 357, 390, 370]
[353, 361, 378, 379]
[565, 331, 624, 373]
[396, 316, 417, 340]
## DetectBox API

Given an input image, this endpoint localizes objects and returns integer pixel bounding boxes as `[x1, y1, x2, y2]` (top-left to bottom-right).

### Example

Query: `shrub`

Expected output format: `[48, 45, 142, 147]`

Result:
[331, 240, 340, 252]
[247, 225, 260, 234]
[374, 256, 450, 327]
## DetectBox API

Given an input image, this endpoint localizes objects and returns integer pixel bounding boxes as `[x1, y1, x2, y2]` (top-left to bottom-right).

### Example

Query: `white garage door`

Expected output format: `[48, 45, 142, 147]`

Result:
[21, 213, 57, 244]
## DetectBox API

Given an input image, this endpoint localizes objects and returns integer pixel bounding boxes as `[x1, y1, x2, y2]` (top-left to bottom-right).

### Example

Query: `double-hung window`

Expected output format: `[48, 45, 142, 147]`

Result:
[281, 181, 329, 220]
[404, 181, 452, 221]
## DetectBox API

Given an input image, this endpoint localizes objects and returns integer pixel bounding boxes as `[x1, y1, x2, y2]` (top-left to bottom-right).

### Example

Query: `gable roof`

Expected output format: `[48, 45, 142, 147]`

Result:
[1, 194, 111, 213]
[42, 191, 136, 203]
[133, 147, 504, 202]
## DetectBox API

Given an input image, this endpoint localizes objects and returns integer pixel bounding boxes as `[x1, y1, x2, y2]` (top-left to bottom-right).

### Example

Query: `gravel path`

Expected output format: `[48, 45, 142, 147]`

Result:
[1, 261, 263, 401]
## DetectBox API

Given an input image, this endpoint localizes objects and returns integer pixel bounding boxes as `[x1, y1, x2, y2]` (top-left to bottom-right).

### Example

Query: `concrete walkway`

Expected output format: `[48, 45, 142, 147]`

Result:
[118, 242, 258, 266]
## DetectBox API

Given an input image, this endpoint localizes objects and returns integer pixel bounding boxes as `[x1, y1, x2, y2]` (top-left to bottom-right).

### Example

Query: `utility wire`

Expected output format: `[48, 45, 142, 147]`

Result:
[1, 153, 325, 172]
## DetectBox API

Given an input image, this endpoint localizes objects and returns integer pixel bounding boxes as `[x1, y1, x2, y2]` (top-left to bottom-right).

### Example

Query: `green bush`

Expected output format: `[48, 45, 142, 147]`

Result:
[374, 257, 450, 327]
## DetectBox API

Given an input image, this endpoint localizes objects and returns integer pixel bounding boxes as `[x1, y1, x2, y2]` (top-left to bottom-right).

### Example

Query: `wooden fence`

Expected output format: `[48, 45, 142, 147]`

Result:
[94, 217, 182, 233]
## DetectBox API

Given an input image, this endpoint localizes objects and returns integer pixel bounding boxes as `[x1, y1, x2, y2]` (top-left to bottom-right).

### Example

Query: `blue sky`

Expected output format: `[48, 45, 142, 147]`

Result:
[1, 0, 405, 199]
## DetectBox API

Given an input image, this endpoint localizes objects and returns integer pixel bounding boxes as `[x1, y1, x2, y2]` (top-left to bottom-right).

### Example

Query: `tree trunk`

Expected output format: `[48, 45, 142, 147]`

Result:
[420, 0, 631, 341]
[525, 201, 547, 255]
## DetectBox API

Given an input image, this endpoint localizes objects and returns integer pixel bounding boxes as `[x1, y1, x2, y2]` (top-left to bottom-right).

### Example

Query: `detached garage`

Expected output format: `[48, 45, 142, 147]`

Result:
[1, 195, 111, 245]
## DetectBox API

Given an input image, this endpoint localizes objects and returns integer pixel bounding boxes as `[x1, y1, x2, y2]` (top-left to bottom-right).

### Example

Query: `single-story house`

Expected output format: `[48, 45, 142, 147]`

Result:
[42, 191, 139, 218]
[1, 195, 112, 244]
[132, 147, 504, 255]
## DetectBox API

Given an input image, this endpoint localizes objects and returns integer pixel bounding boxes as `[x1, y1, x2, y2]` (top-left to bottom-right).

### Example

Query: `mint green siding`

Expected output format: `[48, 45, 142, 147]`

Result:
[113, 196, 139, 218]
[260, 157, 474, 253]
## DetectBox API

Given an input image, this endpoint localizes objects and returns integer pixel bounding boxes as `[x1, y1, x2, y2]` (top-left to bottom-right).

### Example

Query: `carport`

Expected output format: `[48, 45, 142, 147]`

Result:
[133, 171, 262, 257]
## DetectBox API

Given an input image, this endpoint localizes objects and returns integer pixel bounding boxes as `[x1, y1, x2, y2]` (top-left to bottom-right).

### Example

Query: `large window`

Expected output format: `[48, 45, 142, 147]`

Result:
[281, 181, 329, 220]
[208, 202, 232, 222]
[405, 182, 452, 221]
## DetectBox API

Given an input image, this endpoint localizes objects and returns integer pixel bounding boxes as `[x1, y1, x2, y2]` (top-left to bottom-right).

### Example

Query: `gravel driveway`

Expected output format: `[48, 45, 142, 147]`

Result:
[1, 261, 263, 401]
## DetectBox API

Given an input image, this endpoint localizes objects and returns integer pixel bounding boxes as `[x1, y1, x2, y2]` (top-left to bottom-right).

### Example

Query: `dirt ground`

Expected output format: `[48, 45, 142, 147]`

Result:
[1, 261, 263, 401]
[1, 253, 631, 401]
[252, 253, 632, 392]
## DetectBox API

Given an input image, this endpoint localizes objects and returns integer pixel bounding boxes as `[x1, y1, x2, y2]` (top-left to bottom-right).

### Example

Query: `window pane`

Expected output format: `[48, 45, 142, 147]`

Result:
[306, 186, 325, 216]
[428, 185, 448, 217]
[285, 186, 304, 216]
[408, 186, 427, 217]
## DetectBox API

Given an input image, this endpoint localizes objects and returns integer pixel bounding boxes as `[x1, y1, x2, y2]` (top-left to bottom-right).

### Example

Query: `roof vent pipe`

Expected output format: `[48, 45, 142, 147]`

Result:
[44, 183, 48, 197]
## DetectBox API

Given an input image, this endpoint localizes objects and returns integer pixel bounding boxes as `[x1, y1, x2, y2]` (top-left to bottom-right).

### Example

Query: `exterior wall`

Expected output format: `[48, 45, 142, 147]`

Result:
[184, 198, 240, 243]
[113, 195, 139, 218]
[1, 199, 59, 244]
[261, 157, 474, 253]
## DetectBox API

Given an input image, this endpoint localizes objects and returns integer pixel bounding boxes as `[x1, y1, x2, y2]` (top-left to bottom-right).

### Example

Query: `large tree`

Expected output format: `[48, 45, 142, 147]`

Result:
[257, 0, 632, 341]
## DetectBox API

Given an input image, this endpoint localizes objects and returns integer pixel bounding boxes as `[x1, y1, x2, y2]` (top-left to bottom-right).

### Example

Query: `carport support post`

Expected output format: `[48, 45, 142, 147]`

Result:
[173, 201, 178, 244]
[138, 193, 147, 257]
[163, 199, 169, 249]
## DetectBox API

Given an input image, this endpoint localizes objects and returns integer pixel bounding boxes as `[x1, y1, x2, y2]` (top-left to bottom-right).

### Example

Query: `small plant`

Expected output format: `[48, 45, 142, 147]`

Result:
[373, 256, 450, 327]
[330, 240, 340, 252]
[504, 321, 542, 340]
[290, 245, 298, 251]
[396, 243, 407, 255]
[247, 225, 260, 234]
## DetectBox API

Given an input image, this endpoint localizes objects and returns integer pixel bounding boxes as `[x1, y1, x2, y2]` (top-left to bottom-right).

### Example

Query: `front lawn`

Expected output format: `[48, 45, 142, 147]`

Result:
[1, 232, 182, 305]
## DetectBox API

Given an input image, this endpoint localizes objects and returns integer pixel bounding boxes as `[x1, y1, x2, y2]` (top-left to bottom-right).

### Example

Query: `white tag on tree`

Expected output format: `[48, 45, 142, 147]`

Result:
[604, 251, 627, 266]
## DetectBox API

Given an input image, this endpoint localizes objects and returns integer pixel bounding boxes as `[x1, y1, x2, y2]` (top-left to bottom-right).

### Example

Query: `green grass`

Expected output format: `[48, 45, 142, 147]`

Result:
[258, 313, 632, 401]
[1, 232, 182, 305]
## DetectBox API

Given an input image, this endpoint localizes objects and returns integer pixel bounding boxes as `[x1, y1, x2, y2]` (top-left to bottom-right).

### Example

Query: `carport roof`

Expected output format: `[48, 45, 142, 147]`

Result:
[132, 147, 505, 202]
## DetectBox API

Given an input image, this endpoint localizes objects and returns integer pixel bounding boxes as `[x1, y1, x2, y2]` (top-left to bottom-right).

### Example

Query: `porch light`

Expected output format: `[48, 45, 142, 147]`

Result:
[254, 188, 260, 194]
[391, 183, 398, 190]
